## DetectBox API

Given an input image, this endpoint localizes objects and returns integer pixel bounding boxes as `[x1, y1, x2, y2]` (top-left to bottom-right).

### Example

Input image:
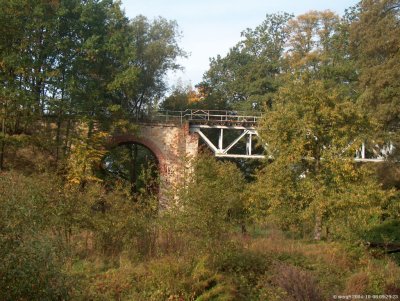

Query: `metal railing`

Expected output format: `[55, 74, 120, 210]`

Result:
[143, 109, 262, 125]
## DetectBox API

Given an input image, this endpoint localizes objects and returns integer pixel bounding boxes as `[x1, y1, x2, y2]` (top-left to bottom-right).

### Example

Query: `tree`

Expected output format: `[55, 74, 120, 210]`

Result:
[0, 0, 185, 172]
[285, 11, 339, 70]
[108, 15, 186, 117]
[198, 13, 292, 111]
[285, 9, 359, 90]
[160, 81, 204, 110]
[175, 155, 248, 245]
[350, 0, 400, 135]
[349, 0, 400, 190]
[0, 0, 62, 169]
[0, 0, 122, 167]
[251, 78, 388, 240]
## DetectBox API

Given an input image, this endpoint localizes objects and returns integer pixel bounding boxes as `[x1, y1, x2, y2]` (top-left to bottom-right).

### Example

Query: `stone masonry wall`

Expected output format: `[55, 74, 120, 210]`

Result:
[109, 122, 199, 207]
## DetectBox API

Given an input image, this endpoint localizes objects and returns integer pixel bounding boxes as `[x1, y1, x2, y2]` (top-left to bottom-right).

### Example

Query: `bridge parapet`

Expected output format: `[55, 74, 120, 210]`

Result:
[143, 109, 262, 126]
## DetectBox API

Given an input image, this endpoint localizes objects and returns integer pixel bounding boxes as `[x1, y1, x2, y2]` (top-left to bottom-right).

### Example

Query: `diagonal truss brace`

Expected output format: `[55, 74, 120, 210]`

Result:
[190, 126, 265, 159]
[190, 124, 394, 162]
[354, 142, 395, 162]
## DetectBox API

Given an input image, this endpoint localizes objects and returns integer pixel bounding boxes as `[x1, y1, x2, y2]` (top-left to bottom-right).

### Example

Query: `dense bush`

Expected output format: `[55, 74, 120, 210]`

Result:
[0, 238, 70, 301]
[1, 156, 399, 300]
[0, 172, 71, 300]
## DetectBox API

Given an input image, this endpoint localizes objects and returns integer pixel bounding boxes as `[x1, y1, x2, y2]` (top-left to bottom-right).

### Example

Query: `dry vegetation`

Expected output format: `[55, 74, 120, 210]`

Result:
[1, 164, 399, 300]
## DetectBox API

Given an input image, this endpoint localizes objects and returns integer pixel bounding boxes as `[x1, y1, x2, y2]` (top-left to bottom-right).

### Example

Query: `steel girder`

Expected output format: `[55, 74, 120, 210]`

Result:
[190, 125, 265, 159]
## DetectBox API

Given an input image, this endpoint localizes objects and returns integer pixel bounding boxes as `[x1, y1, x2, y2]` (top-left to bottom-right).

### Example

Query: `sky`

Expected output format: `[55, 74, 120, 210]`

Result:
[121, 0, 360, 88]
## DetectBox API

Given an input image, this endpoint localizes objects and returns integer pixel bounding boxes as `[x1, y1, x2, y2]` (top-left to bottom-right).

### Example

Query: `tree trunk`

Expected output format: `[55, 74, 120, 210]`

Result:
[64, 117, 71, 156]
[0, 140, 5, 171]
[129, 144, 138, 195]
[55, 114, 62, 165]
[314, 153, 323, 241]
[326, 225, 329, 241]
[55, 73, 65, 165]
[87, 119, 94, 139]
[0, 110, 6, 171]
[314, 213, 322, 240]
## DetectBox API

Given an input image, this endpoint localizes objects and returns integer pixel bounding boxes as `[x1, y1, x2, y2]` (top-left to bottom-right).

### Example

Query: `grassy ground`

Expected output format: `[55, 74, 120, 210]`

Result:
[1, 169, 399, 300]
[65, 226, 400, 301]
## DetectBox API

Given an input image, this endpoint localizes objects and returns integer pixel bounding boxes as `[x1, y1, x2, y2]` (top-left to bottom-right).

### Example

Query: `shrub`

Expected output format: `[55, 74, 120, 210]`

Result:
[344, 272, 369, 294]
[0, 171, 72, 300]
[175, 155, 248, 249]
[363, 219, 400, 243]
[0, 238, 71, 301]
[272, 264, 323, 301]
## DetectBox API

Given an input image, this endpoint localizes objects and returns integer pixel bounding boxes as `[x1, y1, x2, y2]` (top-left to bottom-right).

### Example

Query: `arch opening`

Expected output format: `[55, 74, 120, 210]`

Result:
[102, 141, 160, 197]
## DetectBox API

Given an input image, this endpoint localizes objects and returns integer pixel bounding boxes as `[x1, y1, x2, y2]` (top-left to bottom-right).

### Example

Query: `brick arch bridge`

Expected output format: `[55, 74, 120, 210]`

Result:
[105, 110, 263, 206]
[108, 122, 199, 206]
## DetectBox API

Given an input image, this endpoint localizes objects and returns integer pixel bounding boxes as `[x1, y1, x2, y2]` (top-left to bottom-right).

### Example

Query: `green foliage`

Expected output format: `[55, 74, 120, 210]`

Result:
[212, 246, 269, 279]
[349, 0, 400, 187]
[175, 155, 248, 245]
[0, 172, 71, 300]
[102, 143, 159, 195]
[160, 83, 193, 111]
[67, 131, 108, 185]
[1, 1, 400, 300]
[0, 238, 70, 301]
[364, 219, 400, 243]
[250, 78, 390, 239]
[350, 0, 400, 133]
[199, 12, 292, 110]
[0, 0, 185, 171]
[108, 15, 186, 116]
[1, 167, 400, 300]
[234, 9, 395, 241]
[0, 169, 161, 299]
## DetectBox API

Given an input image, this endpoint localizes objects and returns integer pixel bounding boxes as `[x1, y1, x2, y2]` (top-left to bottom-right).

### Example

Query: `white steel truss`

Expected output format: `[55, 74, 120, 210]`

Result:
[190, 125, 265, 159]
[355, 142, 395, 162]
[190, 125, 395, 161]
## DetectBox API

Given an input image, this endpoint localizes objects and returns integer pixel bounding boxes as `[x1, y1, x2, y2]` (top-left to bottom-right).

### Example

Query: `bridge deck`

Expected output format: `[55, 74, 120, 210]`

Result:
[144, 110, 392, 162]
[149, 109, 261, 126]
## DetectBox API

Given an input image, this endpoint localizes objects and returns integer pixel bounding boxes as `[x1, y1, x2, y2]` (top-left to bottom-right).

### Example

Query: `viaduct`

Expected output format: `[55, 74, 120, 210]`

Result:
[109, 110, 262, 204]
[108, 110, 392, 205]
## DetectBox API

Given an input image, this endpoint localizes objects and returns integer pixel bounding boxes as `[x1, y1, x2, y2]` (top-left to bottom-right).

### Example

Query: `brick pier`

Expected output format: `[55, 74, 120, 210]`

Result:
[109, 122, 199, 206]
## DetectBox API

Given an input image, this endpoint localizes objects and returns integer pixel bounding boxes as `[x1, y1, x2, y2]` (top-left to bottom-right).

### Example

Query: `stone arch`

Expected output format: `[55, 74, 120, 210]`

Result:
[107, 134, 167, 176]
